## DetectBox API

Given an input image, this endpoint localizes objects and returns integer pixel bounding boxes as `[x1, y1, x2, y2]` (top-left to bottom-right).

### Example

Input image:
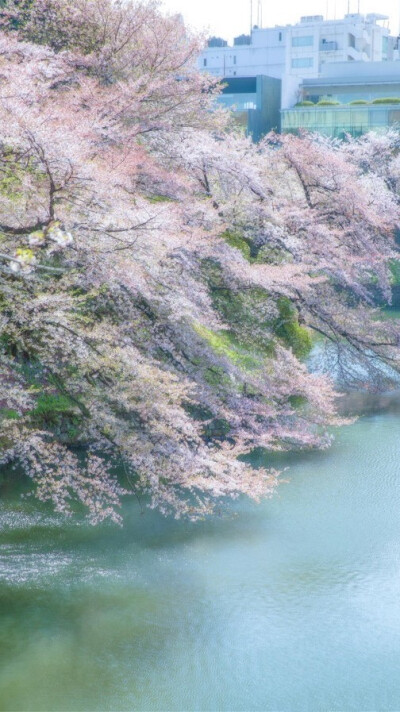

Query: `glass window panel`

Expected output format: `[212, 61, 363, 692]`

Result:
[370, 109, 387, 126]
[291, 57, 313, 68]
[292, 36, 314, 47]
[389, 110, 400, 125]
[337, 111, 350, 125]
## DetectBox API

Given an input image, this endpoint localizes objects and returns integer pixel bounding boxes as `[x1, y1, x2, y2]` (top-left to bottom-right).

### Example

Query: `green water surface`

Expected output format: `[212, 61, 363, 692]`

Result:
[1, 394, 400, 711]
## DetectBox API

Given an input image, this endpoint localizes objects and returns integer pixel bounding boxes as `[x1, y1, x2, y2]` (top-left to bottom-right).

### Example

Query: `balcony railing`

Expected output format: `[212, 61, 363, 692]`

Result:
[320, 40, 338, 51]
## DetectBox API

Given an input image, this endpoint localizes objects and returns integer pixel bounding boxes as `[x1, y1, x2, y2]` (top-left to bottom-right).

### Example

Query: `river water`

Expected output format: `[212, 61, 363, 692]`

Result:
[1, 395, 400, 711]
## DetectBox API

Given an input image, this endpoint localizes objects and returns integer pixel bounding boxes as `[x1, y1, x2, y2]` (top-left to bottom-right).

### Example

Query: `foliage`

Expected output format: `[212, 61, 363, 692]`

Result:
[316, 100, 341, 106]
[371, 98, 400, 104]
[389, 260, 400, 286]
[274, 298, 312, 359]
[349, 100, 369, 105]
[0, 0, 400, 524]
[295, 101, 315, 107]
[193, 323, 261, 370]
[222, 231, 252, 261]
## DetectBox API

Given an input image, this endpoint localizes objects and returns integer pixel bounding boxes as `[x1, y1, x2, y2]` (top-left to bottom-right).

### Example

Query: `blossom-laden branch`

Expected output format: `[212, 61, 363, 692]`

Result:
[1, 0, 400, 524]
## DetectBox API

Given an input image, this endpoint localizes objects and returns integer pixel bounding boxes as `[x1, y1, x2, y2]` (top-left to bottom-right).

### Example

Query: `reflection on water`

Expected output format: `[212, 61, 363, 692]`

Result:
[338, 388, 400, 417]
[0, 394, 400, 710]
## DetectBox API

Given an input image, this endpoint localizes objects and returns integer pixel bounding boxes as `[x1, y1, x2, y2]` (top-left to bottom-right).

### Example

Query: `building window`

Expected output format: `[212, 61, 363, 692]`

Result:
[279, 32, 282, 41]
[291, 57, 313, 68]
[203, 58, 207, 67]
[233, 55, 236, 64]
[292, 35, 313, 47]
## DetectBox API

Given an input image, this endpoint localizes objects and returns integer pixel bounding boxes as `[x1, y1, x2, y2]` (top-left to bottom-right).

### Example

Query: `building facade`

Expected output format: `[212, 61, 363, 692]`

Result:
[281, 61, 400, 137]
[200, 12, 400, 140]
[219, 76, 281, 140]
[282, 103, 400, 137]
[199, 13, 394, 81]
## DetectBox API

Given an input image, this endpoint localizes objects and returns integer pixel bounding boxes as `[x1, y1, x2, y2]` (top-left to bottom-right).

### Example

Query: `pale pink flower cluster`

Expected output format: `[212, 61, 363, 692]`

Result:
[0, 1, 400, 522]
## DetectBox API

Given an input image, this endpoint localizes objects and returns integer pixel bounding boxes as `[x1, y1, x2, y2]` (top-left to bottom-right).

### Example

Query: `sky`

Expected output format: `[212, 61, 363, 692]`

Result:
[161, 0, 400, 43]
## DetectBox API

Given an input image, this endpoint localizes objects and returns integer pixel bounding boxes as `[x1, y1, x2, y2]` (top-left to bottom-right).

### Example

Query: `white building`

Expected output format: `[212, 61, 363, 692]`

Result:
[199, 13, 395, 82]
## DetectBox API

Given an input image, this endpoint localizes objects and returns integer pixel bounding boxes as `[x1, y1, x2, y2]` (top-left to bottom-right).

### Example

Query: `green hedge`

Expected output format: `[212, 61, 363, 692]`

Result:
[292, 99, 400, 108]
[371, 97, 400, 104]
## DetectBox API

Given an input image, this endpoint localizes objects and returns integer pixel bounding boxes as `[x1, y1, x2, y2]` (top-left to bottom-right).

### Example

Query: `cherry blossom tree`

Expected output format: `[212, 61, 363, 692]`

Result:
[1, 0, 400, 524]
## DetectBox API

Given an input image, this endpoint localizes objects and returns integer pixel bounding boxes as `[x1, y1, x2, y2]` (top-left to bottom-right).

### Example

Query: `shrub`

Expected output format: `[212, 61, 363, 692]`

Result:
[222, 230, 251, 260]
[274, 297, 312, 358]
[371, 97, 400, 104]
[349, 100, 368, 105]
[295, 101, 315, 107]
[316, 100, 340, 106]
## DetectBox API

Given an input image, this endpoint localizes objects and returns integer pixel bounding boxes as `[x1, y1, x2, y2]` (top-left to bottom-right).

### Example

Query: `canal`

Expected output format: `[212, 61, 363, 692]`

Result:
[0, 393, 400, 710]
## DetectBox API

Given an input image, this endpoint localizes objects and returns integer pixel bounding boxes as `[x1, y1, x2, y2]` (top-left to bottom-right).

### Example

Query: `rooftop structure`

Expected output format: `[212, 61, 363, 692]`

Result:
[301, 60, 400, 102]
[199, 13, 395, 80]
